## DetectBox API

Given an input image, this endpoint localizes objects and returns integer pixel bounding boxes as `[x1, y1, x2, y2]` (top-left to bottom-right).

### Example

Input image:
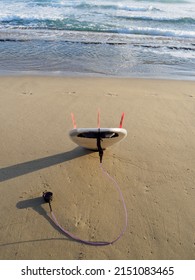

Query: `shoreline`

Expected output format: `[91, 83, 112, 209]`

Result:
[0, 76, 195, 260]
[0, 70, 195, 81]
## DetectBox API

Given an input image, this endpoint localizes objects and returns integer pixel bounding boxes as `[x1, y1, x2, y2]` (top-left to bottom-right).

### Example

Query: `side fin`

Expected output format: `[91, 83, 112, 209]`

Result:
[119, 112, 125, 128]
[71, 112, 77, 129]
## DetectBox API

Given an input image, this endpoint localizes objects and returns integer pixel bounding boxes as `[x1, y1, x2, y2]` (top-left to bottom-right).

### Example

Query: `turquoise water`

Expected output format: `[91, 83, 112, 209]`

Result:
[0, 0, 195, 78]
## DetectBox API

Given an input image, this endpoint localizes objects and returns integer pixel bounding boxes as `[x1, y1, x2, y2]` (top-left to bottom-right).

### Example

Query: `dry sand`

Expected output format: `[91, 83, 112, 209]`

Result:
[0, 76, 194, 260]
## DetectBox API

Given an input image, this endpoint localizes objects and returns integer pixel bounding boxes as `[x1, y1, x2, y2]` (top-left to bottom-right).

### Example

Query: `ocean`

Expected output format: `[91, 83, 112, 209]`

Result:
[0, 0, 195, 79]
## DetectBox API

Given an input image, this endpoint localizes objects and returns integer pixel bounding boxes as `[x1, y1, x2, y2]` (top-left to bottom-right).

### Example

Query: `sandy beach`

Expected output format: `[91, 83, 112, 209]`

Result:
[0, 76, 194, 260]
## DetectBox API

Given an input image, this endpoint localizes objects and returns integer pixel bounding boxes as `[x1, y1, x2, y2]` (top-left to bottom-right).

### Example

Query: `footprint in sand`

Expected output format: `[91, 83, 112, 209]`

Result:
[105, 92, 118, 97]
[184, 93, 194, 98]
[21, 91, 33, 95]
[144, 185, 151, 193]
[65, 91, 77, 96]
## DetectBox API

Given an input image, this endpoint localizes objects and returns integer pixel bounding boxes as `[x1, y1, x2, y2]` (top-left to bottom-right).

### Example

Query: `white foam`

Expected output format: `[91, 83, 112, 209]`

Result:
[120, 26, 195, 39]
[0, 0, 194, 41]
[0, 1, 70, 21]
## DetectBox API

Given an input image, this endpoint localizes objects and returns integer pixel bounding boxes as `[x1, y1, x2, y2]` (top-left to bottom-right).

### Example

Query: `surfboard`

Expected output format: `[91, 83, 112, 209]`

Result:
[69, 127, 127, 150]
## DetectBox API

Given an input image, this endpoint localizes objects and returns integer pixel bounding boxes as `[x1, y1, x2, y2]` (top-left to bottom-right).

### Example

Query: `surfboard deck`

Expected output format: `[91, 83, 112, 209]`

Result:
[69, 128, 127, 150]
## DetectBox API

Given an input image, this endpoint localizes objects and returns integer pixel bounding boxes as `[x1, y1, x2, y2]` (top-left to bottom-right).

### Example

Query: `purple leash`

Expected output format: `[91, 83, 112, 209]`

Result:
[45, 163, 128, 246]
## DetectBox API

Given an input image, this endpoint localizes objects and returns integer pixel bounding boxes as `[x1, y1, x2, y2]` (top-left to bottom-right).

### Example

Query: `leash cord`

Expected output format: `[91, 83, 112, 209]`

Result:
[48, 163, 128, 246]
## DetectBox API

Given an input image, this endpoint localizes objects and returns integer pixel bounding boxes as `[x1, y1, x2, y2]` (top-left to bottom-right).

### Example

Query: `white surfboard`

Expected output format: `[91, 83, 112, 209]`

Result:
[69, 127, 127, 150]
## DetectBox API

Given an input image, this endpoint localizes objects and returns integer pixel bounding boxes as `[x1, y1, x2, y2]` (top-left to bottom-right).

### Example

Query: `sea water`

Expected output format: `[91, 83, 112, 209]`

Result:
[0, 0, 194, 79]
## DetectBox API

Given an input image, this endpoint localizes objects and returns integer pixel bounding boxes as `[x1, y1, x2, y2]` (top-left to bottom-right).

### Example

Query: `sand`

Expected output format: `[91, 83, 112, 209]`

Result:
[0, 76, 194, 260]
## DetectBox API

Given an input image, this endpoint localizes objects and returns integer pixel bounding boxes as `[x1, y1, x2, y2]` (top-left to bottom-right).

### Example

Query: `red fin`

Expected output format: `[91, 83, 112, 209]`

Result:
[119, 112, 125, 128]
[71, 112, 77, 129]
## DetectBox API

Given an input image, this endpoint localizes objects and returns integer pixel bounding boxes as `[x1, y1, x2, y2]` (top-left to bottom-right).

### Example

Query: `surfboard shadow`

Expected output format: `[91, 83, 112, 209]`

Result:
[0, 147, 93, 182]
